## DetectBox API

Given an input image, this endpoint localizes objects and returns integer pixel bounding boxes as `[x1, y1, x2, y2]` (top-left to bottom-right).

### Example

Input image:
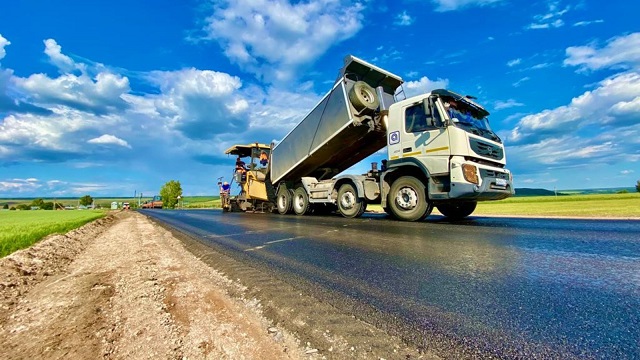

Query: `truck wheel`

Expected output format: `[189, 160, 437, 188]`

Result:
[276, 187, 292, 215]
[349, 81, 379, 111]
[388, 176, 429, 222]
[292, 187, 310, 215]
[337, 183, 365, 218]
[436, 202, 477, 220]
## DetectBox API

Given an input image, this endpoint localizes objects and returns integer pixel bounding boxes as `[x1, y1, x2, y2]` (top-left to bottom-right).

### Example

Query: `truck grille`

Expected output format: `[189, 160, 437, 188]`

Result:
[480, 169, 509, 180]
[470, 139, 504, 160]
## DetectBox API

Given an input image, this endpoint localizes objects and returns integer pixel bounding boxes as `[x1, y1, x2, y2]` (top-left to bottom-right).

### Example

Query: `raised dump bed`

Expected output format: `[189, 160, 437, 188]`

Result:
[270, 56, 403, 184]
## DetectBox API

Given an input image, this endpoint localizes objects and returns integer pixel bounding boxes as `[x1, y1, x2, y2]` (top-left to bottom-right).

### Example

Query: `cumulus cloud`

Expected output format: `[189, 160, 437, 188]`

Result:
[0, 178, 41, 193]
[87, 134, 131, 148]
[0, 34, 10, 60]
[404, 76, 449, 97]
[431, 0, 502, 12]
[505, 72, 640, 145]
[148, 68, 249, 140]
[201, 0, 364, 83]
[43, 39, 86, 73]
[395, 11, 414, 26]
[14, 71, 131, 115]
[564, 32, 640, 72]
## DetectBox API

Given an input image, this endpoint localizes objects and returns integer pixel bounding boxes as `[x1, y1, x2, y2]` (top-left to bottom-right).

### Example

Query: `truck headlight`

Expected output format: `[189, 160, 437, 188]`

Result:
[462, 164, 479, 184]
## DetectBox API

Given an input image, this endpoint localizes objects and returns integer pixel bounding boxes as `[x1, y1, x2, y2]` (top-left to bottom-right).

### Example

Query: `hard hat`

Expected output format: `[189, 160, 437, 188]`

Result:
[223, 181, 228, 185]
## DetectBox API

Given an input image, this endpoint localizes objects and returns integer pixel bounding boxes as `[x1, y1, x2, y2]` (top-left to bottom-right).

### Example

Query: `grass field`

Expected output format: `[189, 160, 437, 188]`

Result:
[473, 192, 640, 217]
[0, 210, 105, 257]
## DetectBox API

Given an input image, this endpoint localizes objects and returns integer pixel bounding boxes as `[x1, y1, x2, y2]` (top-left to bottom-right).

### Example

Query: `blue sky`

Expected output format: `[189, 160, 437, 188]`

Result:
[0, 0, 638, 197]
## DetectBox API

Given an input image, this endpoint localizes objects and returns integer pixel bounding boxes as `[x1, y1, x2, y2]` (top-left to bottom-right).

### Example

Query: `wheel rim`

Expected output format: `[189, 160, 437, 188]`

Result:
[340, 191, 356, 210]
[396, 187, 418, 210]
[278, 194, 286, 209]
[360, 88, 374, 104]
[294, 194, 303, 210]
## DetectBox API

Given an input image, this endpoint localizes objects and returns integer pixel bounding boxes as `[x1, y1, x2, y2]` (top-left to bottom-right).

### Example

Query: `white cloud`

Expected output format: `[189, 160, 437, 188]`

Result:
[0, 34, 10, 60]
[527, 2, 569, 30]
[201, 0, 365, 83]
[573, 19, 604, 27]
[395, 11, 414, 26]
[564, 32, 640, 72]
[87, 134, 131, 148]
[513, 76, 530, 87]
[506, 71, 640, 145]
[494, 99, 524, 110]
[404, 76, 449, 98]
[531, 63, 551, 69]
[14, 71, 131, 114]
[507, 58, 521, 67]
[148, 68, 250, 139]
[620, 170, 634, 175]
[0, 178, 41, 193]
[43, 39, 86, 73]
[431, 0, 502, 12]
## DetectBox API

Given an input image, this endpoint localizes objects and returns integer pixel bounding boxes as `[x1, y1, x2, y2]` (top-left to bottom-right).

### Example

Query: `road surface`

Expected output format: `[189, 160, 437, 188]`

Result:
[141, 209, 640, 359]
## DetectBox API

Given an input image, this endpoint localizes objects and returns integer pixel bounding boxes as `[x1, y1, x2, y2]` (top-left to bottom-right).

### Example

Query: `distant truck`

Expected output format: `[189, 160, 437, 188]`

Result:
[141, 195, 163, 209]
[223, 55, 513, 221]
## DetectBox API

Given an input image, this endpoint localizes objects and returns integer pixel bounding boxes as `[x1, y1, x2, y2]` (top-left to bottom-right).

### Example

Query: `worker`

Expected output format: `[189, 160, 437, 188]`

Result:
[235, 157, 247, 183]
[235, 156, 246, 170]
[219, 181, 231, 208]
[259, 151, 268, 166]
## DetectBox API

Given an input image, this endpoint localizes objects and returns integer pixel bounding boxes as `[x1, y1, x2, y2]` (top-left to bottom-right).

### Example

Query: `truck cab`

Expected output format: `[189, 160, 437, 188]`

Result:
[383, 89, 513, 220]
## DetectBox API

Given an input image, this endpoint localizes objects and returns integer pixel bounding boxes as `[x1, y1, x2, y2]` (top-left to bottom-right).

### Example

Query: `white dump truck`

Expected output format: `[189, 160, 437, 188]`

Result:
[224, 55, 513, 221]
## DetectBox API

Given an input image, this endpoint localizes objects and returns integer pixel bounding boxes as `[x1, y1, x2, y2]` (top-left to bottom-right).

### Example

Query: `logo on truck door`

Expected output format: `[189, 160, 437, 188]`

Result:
[389, 131, 400, 145]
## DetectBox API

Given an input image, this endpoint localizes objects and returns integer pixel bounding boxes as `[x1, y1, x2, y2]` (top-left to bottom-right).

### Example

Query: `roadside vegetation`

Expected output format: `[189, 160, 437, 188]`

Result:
[0, 210, 105, 257]
[473, 192, 640, 218]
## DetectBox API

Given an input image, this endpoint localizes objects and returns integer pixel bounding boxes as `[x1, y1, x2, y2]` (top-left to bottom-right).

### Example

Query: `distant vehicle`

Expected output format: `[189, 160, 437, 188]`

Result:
[141, 195, 162, 209]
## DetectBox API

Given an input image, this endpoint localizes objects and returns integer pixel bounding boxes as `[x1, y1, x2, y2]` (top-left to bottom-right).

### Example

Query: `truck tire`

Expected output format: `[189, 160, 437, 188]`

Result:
[337, 183, 365, 218]
[276, 187, 293, 215]
[388, 176, 430, 222]
[292, 187, 310, 215]
[436, 202, 477, 220]
[349, 81, 379, 112]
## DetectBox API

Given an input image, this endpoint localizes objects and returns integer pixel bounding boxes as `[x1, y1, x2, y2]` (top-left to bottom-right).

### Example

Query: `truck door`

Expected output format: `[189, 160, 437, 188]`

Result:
[400, 100, 450, 175]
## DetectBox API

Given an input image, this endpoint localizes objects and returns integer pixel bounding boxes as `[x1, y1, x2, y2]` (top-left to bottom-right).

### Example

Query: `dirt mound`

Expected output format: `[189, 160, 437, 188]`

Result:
[0, 212, 306, 359]
[0, 213, 117, 316]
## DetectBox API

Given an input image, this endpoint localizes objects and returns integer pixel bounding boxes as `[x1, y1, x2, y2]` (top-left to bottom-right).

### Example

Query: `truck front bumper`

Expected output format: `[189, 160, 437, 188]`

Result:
[449, 159, 514, 200]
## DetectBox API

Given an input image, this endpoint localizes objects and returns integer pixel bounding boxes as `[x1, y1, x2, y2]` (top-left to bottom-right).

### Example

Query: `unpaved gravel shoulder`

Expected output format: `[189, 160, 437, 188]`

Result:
[0, 211, 307, 359]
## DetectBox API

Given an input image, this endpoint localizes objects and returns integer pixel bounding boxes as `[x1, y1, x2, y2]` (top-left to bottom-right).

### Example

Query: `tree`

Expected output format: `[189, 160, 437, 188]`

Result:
[160, 180, 182, 209]
[2, 203, 8, 209]
[79, 195, 93, 207]
[42, 202, 54, 210]
[30, 198, 45, 209]
[636, 180, 640, 193]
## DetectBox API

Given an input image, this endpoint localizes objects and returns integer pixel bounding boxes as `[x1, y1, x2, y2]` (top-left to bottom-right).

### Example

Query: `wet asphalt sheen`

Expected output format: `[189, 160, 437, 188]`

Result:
[140, 209, 640, 359]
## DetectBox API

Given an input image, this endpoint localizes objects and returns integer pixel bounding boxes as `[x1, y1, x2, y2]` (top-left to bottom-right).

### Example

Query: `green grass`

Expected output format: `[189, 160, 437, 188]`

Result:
[474, 193, 640, 217]
[366, 193, 640, 218]
[0, 210, 106, 257]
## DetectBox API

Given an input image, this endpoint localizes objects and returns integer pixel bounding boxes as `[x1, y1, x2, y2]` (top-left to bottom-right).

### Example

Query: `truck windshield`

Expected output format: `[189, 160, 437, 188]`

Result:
[445, 102, 501, 143]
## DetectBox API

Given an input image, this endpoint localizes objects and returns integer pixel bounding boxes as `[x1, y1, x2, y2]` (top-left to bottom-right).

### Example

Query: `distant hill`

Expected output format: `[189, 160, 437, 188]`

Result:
[514, 188, 559, 197]
[514, 187, 636, 197]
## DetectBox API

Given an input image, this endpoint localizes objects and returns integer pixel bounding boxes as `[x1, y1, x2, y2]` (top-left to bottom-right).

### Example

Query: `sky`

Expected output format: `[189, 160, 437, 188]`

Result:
[0, 0, 639, 197]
